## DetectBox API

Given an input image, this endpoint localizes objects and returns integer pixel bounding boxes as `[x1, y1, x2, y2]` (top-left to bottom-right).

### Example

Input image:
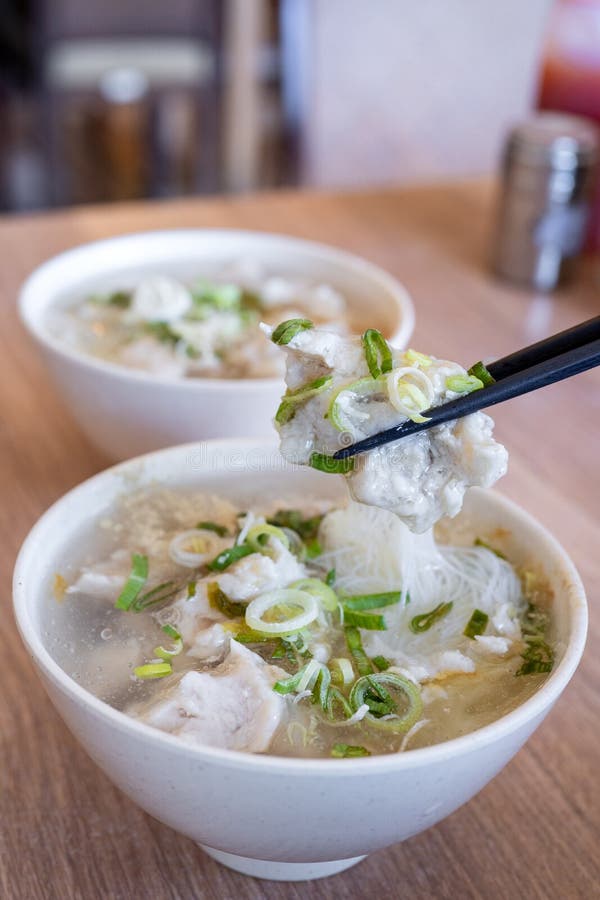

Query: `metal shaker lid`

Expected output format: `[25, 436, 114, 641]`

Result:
[505, 112, 599, 170]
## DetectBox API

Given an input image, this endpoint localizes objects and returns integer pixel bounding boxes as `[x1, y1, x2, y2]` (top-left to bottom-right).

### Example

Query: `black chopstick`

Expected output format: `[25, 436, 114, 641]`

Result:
[333, 336, 600, 460]
[485, 315, 600, 381]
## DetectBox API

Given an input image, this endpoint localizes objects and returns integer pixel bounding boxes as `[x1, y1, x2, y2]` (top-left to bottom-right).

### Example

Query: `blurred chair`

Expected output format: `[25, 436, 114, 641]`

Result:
[281, 0, 553, 188]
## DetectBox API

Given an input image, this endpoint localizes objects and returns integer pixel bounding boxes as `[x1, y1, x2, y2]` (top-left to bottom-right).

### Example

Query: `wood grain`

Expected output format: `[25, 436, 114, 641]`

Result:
[0, 182, 598, 900]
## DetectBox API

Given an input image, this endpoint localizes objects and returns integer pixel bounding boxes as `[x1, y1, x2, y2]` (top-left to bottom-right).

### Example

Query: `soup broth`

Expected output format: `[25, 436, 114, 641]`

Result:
[44, 487, 555, 759]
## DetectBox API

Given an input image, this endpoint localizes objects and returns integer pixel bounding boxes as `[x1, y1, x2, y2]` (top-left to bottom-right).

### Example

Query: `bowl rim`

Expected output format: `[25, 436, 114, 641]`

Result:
[13, 438, 587, 776]
[18, 228, 415, 392]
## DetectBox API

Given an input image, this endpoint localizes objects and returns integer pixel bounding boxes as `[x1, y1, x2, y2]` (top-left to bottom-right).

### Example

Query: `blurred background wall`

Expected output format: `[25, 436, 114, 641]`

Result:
[1, 0, 596, 212]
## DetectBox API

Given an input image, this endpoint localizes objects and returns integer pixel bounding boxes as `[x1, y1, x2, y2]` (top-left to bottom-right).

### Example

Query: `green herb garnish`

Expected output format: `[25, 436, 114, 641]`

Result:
[115, 553, 149, 610]
[464, 609, 489, 639]
[344, 626, 373, 676]
[134, 662, 172, 679]
[132, 580, 180, 612]
[207, 543, 254, 571]
[309, 452, 355, 475]
[271, 318, 314, 345]
[516, 602, 554, 676]
[331, 743, 371, 758]
[342, 610, 387, 630]
[468, 360, 496, 387]
[196, 520, 229, 537]
[267, 510, 323, 541]
[342, 591, 401, 611]
[372, 655, 391, 671]
[409, 601, 453, 634]
[362, 328, 393, 379]
[446, 374, 484, 393]
[207, 582, 247, 618]
[325, 568, 336, 587]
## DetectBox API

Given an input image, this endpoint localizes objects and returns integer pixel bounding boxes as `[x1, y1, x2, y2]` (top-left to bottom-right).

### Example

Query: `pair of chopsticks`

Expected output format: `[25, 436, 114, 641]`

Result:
[333, 316, 600, 460]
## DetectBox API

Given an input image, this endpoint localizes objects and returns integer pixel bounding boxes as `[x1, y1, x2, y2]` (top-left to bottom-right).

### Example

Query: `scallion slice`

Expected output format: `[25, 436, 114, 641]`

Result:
[349, 673, 422, 733]
[275, 375, 333, 425]
[464, 609, 489, 639]
[342, 591, 401, 611]
[207, 582, 247, 618]
[330, 657, 355, 686]
[195, 520, 229, 537]
[468, 360, 496, 387]
[309, 452, 355, 475]
[344, 626, 373, 676]
[290, 577, 338, 612]
[409, 601, 453, 634]
[327, 376, 384, 433]
[331, 743, 371, 758]
[246, 523, 290, 555]
[207, 543, 254, 571]
[446, 374, 484, 394]
[134, 662, 172, 679]
[132, 580, 180, 612]
[154, 624, 183, 661]
[405, 349, 432, 368]
[372, 655, 391, 671]
[271, 318, 314, 345]
[342, 609, 387, 630]
[245, 588, 319, 636]
[115, 553, 149, 610]
[362, 328, 393, 379]
[325, 568, 336, 587]
[266, 509, 323, 541]
[326, 687, 354, 720]
[273, 659, 320, 695]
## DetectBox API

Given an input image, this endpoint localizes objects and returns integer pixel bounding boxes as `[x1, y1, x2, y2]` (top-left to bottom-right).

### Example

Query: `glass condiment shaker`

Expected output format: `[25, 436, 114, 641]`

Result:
[492, 112, 598, 291]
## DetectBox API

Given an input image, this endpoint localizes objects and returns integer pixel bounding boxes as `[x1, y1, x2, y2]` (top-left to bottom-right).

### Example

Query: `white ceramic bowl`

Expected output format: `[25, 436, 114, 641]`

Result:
[18, 230, 414, 460]
[13, 440, 587, 882]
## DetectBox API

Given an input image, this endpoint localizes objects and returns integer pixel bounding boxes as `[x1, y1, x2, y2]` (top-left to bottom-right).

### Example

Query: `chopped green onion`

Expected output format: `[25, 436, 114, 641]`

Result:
[106, 290, 131, 308]
[305, 538, 322, 559]
[245, 588, 319, 635]
[115, 554, 149, 610]
[271, 318, 314, 345]
[309, 452, 355, 475]
[468, 360, 496, 387]
[132, 580, 180, 612]
[474, 538, 507, 560]
[349, 673, 422, 732]
[195, 520, 229, 537]
[344, 626, 373, 676]
[290, 577, 338, 612]
[187, 581, 197, 599]
[516, 602, 554, 676]
[446, 374, 484, 393]
[331, 743, 371, 758]
[221, 622, 279, 644]
[326, 687, 354, 720]
[342, 609, 387, 630]
[207, 543, 254, 571]
[145, 322, 180, 345]
[372, 655, 391, 671]
[267, 509, 323, 541]
[329, 657, 355, 686]
[405, 349, 432, 368]
[387, 373, 432, 424]
[273, 659, 321, 695]
[246, 523, 290, 555]
[409, 601, 453, 634]
[207, 582, 247, 618]
[275, 375, 333, 425]
[327, 376, 384, 432]
[154, 624, 183, 661]
[325, 568, 336, 587]
[134, 662, 172, 679]
[192, 281, 241, 310]
[312, 665, 331, 710]
[362, 329, 393, 379]
[464, 609, 489, 639]
[342, 591, 401, 611]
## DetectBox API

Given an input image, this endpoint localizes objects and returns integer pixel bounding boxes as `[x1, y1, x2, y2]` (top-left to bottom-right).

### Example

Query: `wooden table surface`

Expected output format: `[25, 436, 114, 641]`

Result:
[1, 183, 598, 900]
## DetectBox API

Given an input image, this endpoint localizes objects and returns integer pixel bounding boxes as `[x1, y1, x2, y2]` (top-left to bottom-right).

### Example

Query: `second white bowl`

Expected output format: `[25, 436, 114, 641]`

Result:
[19, 230, 414, 460]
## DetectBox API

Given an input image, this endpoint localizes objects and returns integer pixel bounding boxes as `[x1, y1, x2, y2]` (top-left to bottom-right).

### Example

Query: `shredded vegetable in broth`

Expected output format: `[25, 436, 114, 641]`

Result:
[44, 487, 555, 758]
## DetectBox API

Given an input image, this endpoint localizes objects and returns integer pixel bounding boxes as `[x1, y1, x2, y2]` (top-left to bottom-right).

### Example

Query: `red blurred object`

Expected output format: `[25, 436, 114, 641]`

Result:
[537, 0, 600, 249]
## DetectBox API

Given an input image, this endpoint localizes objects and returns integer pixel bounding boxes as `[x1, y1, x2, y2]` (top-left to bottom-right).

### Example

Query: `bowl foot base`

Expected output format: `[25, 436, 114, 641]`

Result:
[198, 845, 366, 881]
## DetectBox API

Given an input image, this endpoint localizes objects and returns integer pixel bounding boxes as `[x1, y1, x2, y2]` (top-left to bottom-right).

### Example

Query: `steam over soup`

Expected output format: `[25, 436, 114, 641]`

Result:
[47, 265, 348, 380]
[47, 488, 555, 758]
